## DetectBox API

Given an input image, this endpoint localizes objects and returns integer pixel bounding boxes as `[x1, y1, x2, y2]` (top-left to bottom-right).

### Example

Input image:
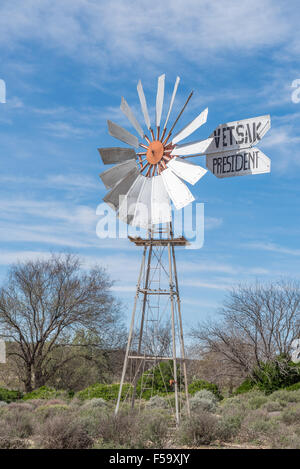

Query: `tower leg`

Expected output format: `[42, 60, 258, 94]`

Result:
[115, 246, 147, 416]
[167, 224, 179, 426]
[131, 242, 153, 408]
[171, 242, 190, 417]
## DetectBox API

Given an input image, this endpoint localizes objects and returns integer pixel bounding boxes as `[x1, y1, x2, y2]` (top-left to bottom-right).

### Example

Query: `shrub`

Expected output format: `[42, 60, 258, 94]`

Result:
[35, 414, 93, 449]
[247, 393, 268, 410]
[216, 415, 242, 441]
[136, 361, 183, 398]
[35, 404, 70, 421]
[261, 400, 283, 412]
[281, 406, 300, 425]
[189, 390, 217, 413]
[145, 395, 168, 409]
[252, 359, 300, 395]
[23, 385, 69, 401]
[0, 387, 23, 403]
[235, 379, 256, 395]
[177, 411, 218, 446]
[138, 410, 169, 449]
[82, 398, 107, 409]
[0, 408, 33, 438]
[270, 389, 300, 405]
[285, 382, 300, 391]
[0, 437, 29, 449]
[97, 410, 141, 448]
[76, 383, 133, 401]
[188, 379, 223, 400]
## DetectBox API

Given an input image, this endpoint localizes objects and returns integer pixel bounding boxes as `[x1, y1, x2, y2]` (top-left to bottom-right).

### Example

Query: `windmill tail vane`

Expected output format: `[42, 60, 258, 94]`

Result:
[98, 74, 213, 230]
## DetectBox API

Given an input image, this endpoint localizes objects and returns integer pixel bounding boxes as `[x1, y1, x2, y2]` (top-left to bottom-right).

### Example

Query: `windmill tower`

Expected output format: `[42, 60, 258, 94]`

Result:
[98, 75, 213, 424]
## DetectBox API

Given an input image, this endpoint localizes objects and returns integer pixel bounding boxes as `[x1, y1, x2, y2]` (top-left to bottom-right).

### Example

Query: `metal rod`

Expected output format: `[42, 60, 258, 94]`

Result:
[131, 239, 153, 408]
[170, 226, 190, 417]
[163, 91, 193, 146]
[167, 223, 179, 426]
[115, 245, 147, 416]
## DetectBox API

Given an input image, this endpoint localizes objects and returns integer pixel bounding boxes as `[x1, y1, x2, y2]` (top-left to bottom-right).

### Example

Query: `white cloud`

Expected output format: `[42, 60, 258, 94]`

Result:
[245, 241, 300, 257]
[0, 0, 297, 73]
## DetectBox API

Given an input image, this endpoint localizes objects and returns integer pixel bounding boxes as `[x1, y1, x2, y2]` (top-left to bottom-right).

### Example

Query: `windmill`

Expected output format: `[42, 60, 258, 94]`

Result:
[97, 75, 271, 424]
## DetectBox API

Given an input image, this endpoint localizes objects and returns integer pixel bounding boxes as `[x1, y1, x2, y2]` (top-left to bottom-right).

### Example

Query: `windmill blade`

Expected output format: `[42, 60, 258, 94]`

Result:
[132, 177, 152, 229]
[98, 147, 136, 165]
[103, 166, 139, 211]
[137, 80, 151, 130]
[167, 157, 207, 185]
[161, 167, 194, 210]
[156, 74, 165, 128]
[107, 120, 139, 148]
[120, 97, 144, 138]
[171, 137, 213, 156]
[151, 175, 171, 224]
[172, 108, 208, 145]
[118, 174, 145, 225]
[163, 76, 180, 130]
[100, 160, 138, 189]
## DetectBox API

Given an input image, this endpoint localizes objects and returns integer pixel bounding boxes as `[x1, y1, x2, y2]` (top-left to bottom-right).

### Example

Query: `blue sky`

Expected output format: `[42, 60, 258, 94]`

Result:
[0, 0, 300, 331]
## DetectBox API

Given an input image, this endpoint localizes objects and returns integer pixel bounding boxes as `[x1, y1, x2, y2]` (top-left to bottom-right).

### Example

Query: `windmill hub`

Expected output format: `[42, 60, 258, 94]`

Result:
[146, 140, 164, 164]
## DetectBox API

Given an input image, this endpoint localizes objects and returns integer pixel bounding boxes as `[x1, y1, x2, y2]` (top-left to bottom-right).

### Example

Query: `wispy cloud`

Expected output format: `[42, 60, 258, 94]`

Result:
[245, 242, 300, 257]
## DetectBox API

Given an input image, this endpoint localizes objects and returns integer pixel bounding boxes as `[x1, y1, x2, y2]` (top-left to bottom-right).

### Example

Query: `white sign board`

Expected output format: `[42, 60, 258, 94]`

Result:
[206, 115, 271, 154]
[0, 340, 5, 363]
[206, 148, 271, 178]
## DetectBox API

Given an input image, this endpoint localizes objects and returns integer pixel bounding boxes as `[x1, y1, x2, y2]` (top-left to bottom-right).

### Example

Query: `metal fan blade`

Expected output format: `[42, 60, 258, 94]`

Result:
[163, 76, 180, 130]
[161, 167, 194, 210]
[100, 159, 138, 189]
[151, 175, 171, 224]
[132, 177, 152, 229]
[107, 120, 139, 148]
[137, 80, 151, 130]
[171, 137, 213, 156]
[167, 157, 207, 185]
[98, 147, 136, 165]
[156, 74, 165, 128]
[118, 174, 145, 225]
[120, 97, 144, 139]
[172, 108, 208, 145]
[103, 166, 139, 211]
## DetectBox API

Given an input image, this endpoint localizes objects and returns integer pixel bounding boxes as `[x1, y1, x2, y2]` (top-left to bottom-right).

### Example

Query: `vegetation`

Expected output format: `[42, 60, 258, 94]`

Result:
[0, 254, 124, 392]
[188, 379, 223, 400]
[0, 387, 23, 403]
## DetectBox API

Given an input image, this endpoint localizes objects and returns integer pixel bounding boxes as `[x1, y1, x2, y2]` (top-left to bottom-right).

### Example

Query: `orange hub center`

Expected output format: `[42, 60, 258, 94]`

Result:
[146, 140, 164, 164]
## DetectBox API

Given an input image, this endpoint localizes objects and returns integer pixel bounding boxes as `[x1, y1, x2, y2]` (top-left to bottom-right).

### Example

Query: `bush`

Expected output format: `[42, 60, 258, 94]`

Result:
[177, 411, 218, 446]
[0, 387, 23, 403]
[281, 406, 300, 425]
[97, 410, 141, 448]
[35, 404, 70, 422]
[189, 390, 217, 413]
[188, 379, 223, 400]
[82, 398, 107, 409]
[76, 383, 133, 401]
[285, 382, 300, 391]
[35, 414, 93, 449]
[0, 408, 33, 438]
[136, 361, 183, 398]
[252, 359, 300, 395]
[216, 415, 242, 441]
[0, 437, 29, 449]
[138, 410, 170, 449]
[235, 379, 256, 395]
[23, 386, 69, 401]
[145, 395, 168, 409]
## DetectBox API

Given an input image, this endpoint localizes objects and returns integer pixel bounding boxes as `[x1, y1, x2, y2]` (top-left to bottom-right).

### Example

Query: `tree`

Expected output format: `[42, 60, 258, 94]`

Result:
[0, 253, 123, 392]
[191, 280, 300, 380]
